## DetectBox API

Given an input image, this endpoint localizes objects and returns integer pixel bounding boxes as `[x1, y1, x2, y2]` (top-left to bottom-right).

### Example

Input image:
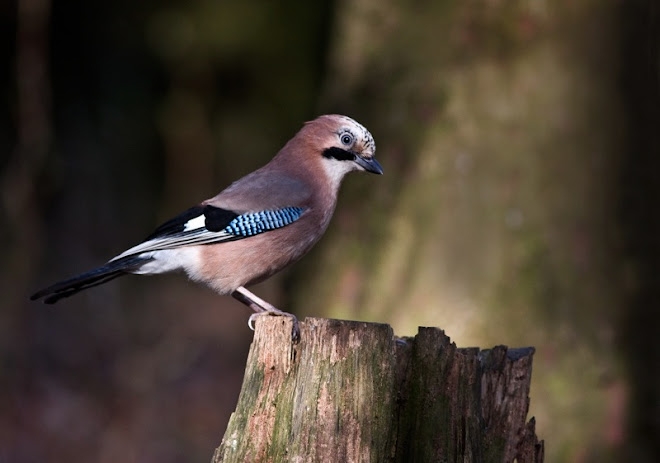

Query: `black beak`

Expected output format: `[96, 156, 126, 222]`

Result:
[354, 155, 384, 175]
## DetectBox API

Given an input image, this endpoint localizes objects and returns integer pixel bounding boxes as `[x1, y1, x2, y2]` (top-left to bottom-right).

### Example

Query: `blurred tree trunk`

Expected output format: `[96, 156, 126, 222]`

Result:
[289, 1, 631, 461]
[1, 0, 51, 356]
[618, 1, 660, 462]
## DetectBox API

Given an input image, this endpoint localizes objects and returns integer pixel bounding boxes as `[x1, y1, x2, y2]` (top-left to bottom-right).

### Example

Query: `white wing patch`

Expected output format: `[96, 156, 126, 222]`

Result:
[184, 215, 206, 231]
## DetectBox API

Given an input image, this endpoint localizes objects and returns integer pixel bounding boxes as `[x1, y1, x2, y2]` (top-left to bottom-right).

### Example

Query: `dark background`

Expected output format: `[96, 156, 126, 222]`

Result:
[2, 1, 658, 462]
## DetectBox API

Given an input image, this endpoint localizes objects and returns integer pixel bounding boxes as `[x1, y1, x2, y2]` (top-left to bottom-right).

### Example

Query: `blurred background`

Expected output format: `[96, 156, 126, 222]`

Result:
[1, 0, 658, 462]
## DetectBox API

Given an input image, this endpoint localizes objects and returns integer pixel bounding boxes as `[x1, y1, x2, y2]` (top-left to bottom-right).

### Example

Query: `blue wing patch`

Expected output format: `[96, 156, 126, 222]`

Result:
[224, 207, 304, 237]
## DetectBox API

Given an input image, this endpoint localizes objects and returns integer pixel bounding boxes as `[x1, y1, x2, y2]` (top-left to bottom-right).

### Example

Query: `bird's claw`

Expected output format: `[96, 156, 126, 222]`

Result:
[248, 313, 259, 331]
[247, 311, 300, 342]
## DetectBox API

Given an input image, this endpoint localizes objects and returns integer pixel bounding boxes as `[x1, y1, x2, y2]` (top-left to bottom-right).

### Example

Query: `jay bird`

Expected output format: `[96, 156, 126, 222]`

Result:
[31, 115, 382, 336]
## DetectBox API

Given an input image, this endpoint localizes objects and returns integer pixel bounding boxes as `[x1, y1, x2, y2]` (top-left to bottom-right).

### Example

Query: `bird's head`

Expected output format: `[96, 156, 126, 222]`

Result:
[314, 114, 382, 177]
[284, 115, 382, 189]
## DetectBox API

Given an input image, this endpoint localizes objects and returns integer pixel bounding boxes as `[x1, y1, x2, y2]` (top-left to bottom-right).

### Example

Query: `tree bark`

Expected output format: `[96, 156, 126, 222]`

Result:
[212, 317, 543, 463]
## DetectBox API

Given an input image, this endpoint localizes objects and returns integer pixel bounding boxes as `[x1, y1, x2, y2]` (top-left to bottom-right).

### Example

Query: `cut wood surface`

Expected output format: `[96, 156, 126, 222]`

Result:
[212, 317, 543, 463]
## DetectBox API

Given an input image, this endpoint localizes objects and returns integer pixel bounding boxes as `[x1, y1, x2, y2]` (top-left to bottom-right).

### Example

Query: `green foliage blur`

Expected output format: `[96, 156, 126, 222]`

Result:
[1, 0, 658, 462]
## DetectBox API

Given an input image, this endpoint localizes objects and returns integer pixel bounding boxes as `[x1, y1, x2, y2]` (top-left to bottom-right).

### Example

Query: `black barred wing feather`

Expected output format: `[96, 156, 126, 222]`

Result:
[224, 207, 304, 237]
[111, 205, 305, 261]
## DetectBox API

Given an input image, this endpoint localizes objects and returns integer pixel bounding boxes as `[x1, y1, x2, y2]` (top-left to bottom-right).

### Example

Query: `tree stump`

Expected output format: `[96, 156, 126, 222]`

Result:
[212, 317, 543, 463]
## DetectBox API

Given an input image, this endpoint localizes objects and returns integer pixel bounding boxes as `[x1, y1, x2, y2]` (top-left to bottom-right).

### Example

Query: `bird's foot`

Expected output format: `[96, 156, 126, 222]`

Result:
[232, 286, 300, 342]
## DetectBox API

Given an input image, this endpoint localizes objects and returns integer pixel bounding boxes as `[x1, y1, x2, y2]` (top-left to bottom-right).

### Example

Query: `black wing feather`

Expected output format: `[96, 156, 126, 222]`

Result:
[203, 206, 239, 232]
[145, 205, 238, 240]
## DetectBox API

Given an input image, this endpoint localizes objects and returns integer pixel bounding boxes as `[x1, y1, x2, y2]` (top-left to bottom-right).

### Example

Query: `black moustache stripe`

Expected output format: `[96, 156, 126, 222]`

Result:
[322, 147, 355, 162]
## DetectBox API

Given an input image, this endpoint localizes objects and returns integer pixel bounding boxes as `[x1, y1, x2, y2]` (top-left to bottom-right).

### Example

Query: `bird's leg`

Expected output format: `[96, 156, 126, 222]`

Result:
[231, 286, 300, 341]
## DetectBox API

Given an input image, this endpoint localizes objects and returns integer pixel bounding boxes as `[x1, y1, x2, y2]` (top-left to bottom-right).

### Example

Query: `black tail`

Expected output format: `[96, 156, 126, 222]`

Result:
[30, 256, 152, 304]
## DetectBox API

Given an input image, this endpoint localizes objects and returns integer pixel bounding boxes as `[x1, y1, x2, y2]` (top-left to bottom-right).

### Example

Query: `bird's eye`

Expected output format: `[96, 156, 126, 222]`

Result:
[340, 133, 354, 146]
